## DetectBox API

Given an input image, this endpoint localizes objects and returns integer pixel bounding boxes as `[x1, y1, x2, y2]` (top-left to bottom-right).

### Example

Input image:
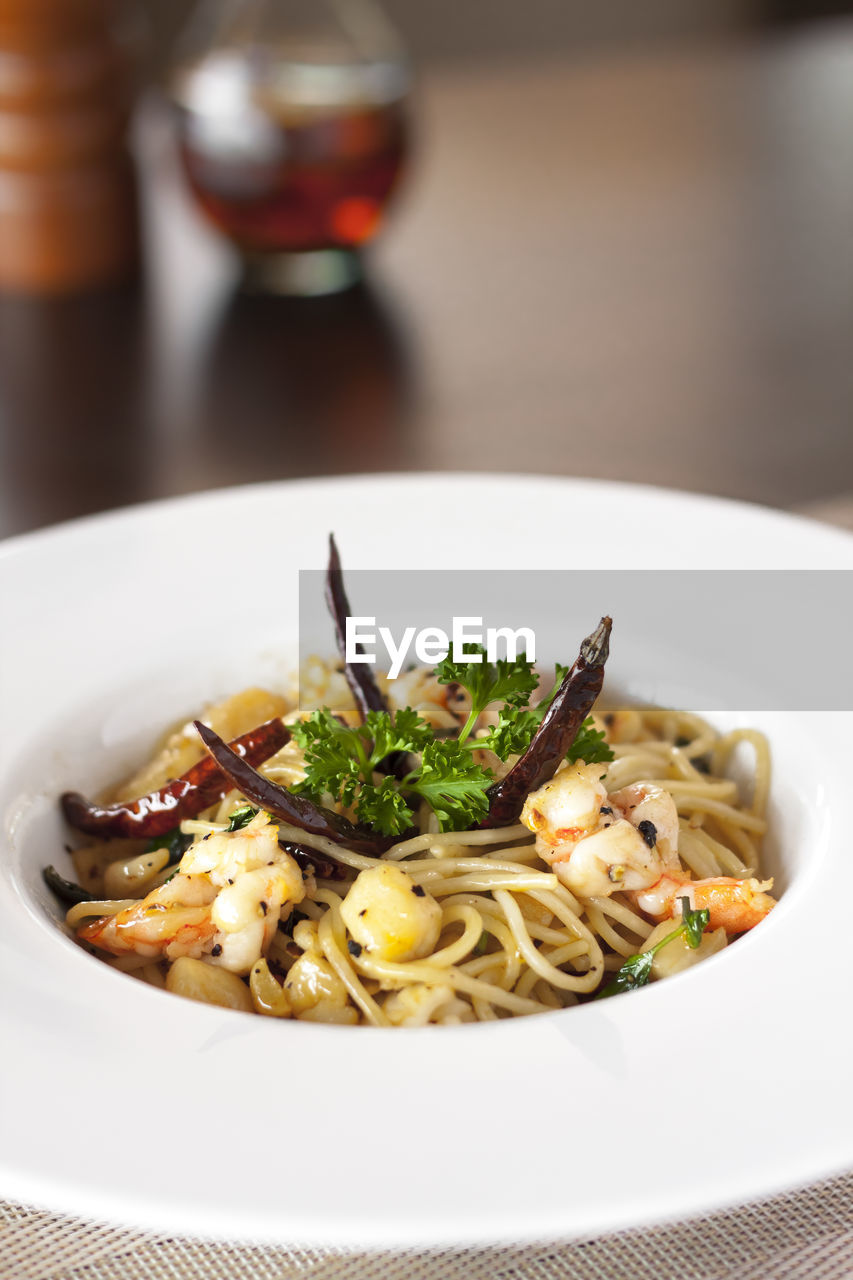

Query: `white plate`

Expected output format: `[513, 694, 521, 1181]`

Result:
[1, 474, 852, 1249]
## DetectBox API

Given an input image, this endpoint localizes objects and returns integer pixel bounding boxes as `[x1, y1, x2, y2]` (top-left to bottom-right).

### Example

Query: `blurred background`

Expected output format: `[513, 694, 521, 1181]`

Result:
[0, 0, 850, 538]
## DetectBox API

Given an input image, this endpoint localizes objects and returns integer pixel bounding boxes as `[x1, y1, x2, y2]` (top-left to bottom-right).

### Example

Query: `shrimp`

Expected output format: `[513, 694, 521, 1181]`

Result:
[633, 874, 775, 934]
[521, 763, 680, 897]
[520, 763, 776, 933]
[78, 813, 305, 974]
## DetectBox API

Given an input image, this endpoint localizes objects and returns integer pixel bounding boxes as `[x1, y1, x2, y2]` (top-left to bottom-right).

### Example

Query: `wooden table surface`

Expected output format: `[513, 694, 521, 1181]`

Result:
[0, 21, 851, 540]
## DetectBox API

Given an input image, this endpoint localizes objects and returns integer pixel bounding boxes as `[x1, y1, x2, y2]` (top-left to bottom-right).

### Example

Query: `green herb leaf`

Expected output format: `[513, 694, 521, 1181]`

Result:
[597, 902, 711, 999]
[226, 803, 258, 831]
[473, 706, 538, 760]
[435, 645, 539, 742]
[289, 708, 364, 806]
[291, 706, 434, 809]
[596, 949, 655, 997]
[468, 663, 571, 761]
[682, 901, 711, 948]
[407, 738, 494, 832]
[475, 708, 614, 768]
[355, 777, 415, 836]
[565, 717, 614, 766]
[362, 707, 432, 763]
[145, 827, 192, 865]
[285, 653, 604, 835]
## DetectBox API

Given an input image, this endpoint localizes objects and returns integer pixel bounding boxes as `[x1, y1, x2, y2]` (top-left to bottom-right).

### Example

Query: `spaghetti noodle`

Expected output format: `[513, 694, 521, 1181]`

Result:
[54, 664, 774, 1025]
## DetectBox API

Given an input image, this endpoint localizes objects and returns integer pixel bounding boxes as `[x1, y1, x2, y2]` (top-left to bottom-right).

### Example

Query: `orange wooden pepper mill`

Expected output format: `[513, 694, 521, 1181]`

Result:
[0, 0, 138, 292]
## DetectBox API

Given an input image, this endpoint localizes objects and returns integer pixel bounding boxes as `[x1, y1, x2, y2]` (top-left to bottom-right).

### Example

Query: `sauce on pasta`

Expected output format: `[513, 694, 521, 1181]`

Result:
[53, 660, 775, 1025]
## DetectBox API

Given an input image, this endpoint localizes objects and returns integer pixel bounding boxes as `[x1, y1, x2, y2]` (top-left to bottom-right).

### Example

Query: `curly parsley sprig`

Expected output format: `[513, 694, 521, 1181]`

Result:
[289, 707, 495, 836]
[290, 651, 614, 837]
[434, 645, 539, 744]
[437, 652, 613, 767]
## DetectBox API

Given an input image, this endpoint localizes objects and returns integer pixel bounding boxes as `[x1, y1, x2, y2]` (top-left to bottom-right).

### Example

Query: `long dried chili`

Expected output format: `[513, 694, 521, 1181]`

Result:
[479, 616, 612, 827]
[325, 533, 388, 720]
[61, 718, 289, 839]
[193, 721, 397, 856]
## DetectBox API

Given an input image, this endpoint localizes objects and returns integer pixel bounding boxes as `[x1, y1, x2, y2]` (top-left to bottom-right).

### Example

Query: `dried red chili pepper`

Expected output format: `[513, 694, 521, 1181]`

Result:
[194, 720, 397, 856]
[61, 718, 289, 839]
[479, 617, 612, 828]
[325, 533, 410, 780]
[280, 841, 346, 882]
[326, 533, 388, 720]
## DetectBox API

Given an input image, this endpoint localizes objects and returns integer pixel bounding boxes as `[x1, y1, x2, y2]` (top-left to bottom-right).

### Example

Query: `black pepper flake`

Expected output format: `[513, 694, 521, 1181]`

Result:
[211, 943, 223, 957]
[227, 878, 234, 885]
[358, 908, 367, 917]
[412, 884, 426, 897]
[203, 833, 211, 841]
[600, 806, 612, 815]
[259, 900, 269, 915]
[347, 940, 363, 957]
[638, 819, 657, 848]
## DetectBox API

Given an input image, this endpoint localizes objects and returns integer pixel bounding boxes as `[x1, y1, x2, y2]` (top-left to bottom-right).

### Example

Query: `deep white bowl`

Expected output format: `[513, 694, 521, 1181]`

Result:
[1, 474, 851, 1247]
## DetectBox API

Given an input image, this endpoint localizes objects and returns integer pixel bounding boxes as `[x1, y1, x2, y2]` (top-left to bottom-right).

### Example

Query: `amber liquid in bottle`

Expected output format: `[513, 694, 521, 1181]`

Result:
[172, 52, 408, 255]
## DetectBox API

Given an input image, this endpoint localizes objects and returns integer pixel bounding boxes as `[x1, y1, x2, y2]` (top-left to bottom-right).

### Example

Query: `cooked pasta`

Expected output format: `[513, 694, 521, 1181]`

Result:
[52, 664, 774, 1025]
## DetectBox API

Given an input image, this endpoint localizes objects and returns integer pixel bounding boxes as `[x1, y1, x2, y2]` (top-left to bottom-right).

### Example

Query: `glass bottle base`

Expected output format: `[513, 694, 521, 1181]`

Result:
[240, 248, 363, 297]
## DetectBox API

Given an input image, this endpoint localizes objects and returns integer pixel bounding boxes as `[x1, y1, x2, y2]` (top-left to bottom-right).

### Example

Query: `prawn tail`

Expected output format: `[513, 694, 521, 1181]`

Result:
[688, 877, 775, 934]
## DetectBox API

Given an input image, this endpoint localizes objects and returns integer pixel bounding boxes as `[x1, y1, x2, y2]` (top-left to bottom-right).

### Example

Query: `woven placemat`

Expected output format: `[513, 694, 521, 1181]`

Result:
[2, 1169, 853, 1280]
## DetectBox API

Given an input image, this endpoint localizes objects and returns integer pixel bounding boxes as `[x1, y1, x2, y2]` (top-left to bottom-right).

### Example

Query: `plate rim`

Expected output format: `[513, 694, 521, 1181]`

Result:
[2, 472, 852, 1248]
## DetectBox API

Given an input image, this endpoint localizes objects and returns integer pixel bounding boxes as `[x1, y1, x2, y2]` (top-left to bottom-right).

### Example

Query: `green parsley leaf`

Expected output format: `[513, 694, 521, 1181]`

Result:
[456, 661, 569, 759]
[355, 777, 415, 836]
[362, 707, 432, 762]
[565, 717, 614, 766]
[475, 705, 541, 760]
[596, 903, 711, 999]
[475, 708, 614, 768]
[283, 652, 606, 836]
[290, 706, 437, 829]
[682, 901, 711, 948]
[226, 803, 258, 831]
[291, 706, 435, 811]
[597, 949, 655, 997]
[145, 827, 192, 865]
[290, 709, 364, 806]
[407, 739, 494, 831]
[435, 645, 539, 743]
